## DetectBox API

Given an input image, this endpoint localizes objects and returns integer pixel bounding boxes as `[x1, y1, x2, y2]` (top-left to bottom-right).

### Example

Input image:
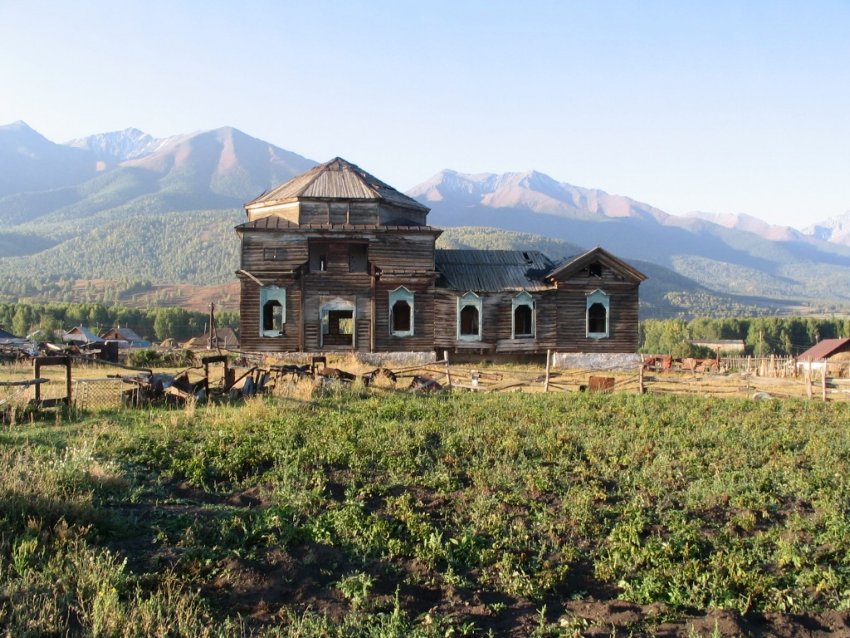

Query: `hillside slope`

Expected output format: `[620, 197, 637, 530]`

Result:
[411, 170, 850, 304]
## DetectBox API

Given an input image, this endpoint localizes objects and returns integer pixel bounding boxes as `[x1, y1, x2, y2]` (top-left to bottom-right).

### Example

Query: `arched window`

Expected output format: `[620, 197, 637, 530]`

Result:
[389, 287, 414, 337]
[512, 291, 535, 339]
[457, 292, 482, 341]
[260, 286, 286, 337]
[586, 289, 609, 339]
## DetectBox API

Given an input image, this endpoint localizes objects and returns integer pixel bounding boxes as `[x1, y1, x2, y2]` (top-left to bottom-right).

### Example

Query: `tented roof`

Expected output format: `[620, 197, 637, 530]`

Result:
[246, 157, 429, 212]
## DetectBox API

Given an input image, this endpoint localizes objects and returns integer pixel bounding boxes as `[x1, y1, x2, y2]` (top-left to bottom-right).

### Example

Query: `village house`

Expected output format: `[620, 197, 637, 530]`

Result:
[63, 326, 102, 345]
[183, 326, 240, 350]
[100, 326, 151, 349]
[235, 158, 645, 358]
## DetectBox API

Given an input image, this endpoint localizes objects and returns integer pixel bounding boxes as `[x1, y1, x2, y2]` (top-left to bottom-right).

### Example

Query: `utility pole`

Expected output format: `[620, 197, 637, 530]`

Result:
[208, 302, 217, 350]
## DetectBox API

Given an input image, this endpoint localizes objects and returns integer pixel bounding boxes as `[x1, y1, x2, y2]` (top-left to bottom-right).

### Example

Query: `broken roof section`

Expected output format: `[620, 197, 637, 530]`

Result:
[797, 338, 850, 361]
[436, 250, 555, 292]
[246, 157, 429, 213]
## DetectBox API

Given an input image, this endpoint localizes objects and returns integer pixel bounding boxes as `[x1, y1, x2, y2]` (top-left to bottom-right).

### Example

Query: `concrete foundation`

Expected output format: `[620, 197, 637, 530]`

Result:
[552, 352, 642, 371]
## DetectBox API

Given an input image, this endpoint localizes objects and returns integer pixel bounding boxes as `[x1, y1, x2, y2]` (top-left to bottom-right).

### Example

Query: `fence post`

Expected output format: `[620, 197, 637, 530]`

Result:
[822, 361, 827, 402]
[443, 350, 452, 388]
[806, 359, 813, 400]
[638, 362, 644, 395]
[544, 349, 551, 392]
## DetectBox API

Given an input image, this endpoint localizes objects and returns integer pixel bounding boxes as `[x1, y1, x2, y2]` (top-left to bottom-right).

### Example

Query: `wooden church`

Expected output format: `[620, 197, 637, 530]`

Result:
[235, 158, 645, 357]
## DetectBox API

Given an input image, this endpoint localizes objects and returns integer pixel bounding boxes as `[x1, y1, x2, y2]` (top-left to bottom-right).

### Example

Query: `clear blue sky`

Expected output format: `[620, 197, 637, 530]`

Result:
[1, 1, 848, 228]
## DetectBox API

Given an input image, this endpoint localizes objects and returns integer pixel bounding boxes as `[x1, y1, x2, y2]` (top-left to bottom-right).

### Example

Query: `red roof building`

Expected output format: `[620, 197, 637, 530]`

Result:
[797, 338, 850, 361]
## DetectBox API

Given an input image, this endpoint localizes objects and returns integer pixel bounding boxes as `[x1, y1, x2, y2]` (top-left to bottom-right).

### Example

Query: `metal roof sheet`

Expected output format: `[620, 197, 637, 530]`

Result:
[435, 249, 555, 292]
[246, 157, 429, 212]
[798, 338, 850, 361]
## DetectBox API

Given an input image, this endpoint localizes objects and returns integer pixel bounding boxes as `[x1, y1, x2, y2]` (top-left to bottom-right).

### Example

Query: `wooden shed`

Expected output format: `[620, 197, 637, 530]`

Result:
[235, 158, 646, 357]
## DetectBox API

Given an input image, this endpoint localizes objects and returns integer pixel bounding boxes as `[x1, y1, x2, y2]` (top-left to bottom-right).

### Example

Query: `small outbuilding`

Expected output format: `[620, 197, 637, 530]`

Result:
[100, 327, 151, 348]
[63, 326, 102, 345]
[797, 338, 850, 374]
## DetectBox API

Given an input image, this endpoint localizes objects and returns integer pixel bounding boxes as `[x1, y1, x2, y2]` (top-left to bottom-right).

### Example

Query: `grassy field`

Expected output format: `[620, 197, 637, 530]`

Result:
[2, 387, 850, 636]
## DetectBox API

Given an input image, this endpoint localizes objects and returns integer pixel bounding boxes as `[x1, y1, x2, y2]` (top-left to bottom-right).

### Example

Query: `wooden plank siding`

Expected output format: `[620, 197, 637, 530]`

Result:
[241, 234, 308, 273]
[549, 256, 642, 353]
[370, 233, 436, 272]
[378, 204, 428, 226]
[301, 273, 372, 351]
[433, 290, 555, 354]
[553, 283, 640, 352]
[238, 276, 302, 353]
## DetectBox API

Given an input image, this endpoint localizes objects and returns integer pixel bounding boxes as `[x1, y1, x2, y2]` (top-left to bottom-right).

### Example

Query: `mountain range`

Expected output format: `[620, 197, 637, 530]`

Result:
[0, 121, 848, 319]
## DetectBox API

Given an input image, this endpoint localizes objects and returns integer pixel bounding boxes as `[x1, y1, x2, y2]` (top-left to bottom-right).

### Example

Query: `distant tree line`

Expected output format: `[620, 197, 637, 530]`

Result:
[641, 316, 850, 358]
[0, 302, 239, 343]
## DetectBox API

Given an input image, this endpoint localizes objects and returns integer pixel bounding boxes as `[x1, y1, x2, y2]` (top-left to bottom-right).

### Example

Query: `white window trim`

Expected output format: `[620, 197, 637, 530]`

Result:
[586, 289, 610, 340]
[260, 285, 286, 338]
[389, 286, 414, 337]
[511, 290, 536, 339]
[457, 291, 482, 342]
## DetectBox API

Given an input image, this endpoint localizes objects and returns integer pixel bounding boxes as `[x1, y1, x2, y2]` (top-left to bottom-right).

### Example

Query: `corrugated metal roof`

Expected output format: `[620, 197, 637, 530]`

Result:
[435, 249, 555, 292]
[798, 338, 850, 361]
[246, 157, 429, 212]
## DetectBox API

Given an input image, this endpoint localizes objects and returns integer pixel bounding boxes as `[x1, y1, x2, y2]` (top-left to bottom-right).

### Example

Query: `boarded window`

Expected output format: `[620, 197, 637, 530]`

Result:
[263, 247, 286, 262]
[389, 286, 414, 337]
[259, 286, 285, 337]
[457, 292, 482, 341]
[586, 289, 609, 339]
[349, 244, 368, 273]
[512, 291, 535, 339]
[588, 262, 602, 277]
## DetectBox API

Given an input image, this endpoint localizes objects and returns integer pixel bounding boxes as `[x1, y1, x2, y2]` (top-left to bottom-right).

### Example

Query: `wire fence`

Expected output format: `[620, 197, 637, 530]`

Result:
[73, 378, 126, 410]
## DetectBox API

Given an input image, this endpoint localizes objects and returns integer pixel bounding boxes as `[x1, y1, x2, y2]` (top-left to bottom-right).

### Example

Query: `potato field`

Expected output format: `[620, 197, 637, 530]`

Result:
[1, 388, 849, 636]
